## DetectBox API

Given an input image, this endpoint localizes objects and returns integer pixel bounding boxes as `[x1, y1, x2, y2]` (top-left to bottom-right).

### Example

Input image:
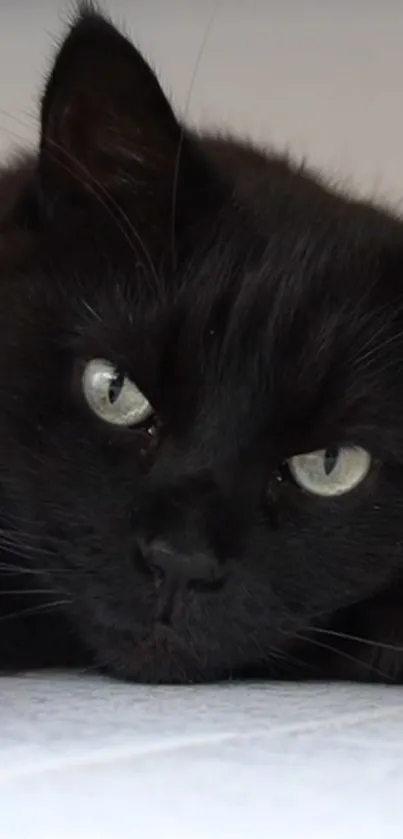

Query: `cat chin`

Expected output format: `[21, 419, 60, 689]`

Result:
[80, 608, 304, 684]
[92, 622, 221, 685]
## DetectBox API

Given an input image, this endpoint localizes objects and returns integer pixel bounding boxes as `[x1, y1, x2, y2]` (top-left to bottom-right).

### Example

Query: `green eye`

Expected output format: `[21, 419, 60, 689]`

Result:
[82, 359, 153, 427]
[288, 445, 371, 497]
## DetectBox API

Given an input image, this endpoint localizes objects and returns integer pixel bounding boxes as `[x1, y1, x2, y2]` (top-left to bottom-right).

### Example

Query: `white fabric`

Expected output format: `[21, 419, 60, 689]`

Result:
[1, 674, 403, 838]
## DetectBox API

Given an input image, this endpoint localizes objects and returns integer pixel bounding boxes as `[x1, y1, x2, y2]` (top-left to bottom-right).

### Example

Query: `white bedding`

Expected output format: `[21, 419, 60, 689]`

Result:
[1, 674, 403, 839]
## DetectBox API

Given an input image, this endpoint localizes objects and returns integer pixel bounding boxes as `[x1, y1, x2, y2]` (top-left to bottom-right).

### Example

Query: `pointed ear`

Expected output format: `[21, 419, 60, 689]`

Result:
[39, 8, 184, 213]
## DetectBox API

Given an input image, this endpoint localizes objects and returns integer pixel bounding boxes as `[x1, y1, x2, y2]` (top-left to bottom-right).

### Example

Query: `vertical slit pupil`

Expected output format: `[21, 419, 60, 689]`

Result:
[324, 445, 340, 476]
[108, 371, 124, 404]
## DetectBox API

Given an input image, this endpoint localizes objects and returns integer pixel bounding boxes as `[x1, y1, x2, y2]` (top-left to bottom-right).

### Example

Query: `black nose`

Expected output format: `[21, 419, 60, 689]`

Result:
[144, 539, 225, 588]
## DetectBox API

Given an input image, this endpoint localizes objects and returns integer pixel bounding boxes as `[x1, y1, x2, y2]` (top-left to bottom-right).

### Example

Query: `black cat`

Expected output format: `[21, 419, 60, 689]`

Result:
[1, 5, 403, 683]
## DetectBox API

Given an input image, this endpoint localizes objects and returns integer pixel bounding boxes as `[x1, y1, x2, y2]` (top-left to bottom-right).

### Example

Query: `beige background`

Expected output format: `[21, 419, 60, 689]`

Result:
[1, 1, 403, 206]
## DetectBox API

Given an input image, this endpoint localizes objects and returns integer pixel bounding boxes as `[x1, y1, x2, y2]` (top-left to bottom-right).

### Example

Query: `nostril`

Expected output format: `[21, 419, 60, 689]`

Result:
[148, 540, 176, 575]
[142, 538, 226, 589]
[132, 543, 154, 578]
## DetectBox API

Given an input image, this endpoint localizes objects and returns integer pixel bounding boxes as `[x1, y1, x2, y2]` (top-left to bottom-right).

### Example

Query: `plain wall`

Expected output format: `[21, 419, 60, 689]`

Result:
[1, 1, 403, 206]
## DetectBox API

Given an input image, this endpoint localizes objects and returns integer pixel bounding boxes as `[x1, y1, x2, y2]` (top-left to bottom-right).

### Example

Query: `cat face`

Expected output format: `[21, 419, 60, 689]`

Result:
[2, 9, 403, 682]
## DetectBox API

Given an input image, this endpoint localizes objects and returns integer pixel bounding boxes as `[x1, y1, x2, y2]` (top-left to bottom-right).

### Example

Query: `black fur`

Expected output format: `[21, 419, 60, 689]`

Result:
[1, 7, 403, 683]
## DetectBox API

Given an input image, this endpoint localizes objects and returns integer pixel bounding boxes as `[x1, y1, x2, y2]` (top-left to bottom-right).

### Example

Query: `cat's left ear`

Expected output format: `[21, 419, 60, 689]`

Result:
[38, 9, 205, 225]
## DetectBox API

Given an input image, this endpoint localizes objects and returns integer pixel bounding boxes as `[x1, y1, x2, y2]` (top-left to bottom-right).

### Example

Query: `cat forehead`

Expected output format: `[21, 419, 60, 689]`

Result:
[69, 244, 396, 399]
[37, 152, 403, 393]
[65, 211, 396, 342]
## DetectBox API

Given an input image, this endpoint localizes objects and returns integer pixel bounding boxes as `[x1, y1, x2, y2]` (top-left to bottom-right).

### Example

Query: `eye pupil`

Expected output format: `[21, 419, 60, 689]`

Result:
[324, 445, 340, 476]
[108, 371, 124, 405]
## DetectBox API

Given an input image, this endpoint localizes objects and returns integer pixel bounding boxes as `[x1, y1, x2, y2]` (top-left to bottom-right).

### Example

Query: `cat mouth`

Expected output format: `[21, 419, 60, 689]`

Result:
[153, 574, 183, 625]
[152, 565, 224, 624]
[125, 620, 203, 683]
[141, 621, 185, 648]
[112, 581, 206, 682]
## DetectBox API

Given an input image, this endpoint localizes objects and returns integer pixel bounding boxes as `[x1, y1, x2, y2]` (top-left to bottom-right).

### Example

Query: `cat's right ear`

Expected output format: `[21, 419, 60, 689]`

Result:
[37, 7, 199, 224]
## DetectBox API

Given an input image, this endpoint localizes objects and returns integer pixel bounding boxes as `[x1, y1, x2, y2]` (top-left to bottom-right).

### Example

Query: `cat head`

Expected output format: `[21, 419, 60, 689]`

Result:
[2, 7, 403, 682]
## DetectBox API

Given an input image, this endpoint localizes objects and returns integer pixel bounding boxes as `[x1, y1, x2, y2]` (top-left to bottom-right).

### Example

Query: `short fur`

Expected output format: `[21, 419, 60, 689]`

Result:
[1, 6, 403, 683]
